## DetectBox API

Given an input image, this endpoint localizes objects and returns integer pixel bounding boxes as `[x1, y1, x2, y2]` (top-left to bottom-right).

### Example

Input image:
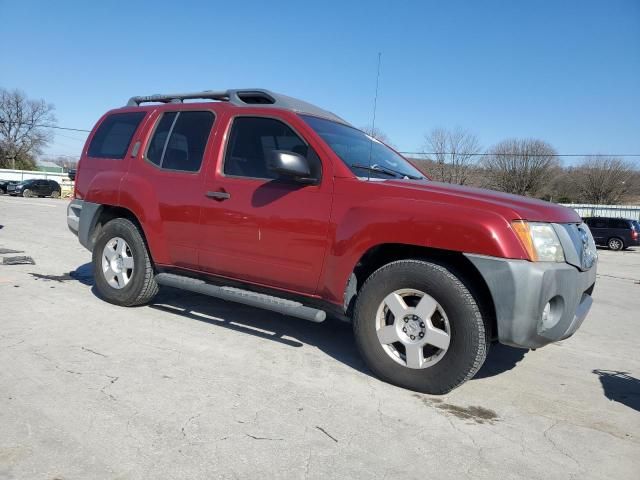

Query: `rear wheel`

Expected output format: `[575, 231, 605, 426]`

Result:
[353, 260, 489, 394]
[93, 218, 158, 306]
[608, 237, 624, 251]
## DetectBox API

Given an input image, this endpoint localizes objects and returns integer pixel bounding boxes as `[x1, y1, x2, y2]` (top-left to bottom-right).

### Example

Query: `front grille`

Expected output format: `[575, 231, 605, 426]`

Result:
[557, 223, 598, 271]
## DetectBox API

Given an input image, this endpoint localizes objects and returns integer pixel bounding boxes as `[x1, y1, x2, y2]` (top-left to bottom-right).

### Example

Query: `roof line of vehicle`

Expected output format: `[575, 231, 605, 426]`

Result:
[124, 88, 351, 126]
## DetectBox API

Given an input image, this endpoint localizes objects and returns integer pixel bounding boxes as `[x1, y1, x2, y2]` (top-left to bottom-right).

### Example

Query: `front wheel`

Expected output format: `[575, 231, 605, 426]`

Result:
[22, 189, 33, 198]
[50, 190, 60, 198]
[93, 218, 158, 306]
[353, 260, 489, 394]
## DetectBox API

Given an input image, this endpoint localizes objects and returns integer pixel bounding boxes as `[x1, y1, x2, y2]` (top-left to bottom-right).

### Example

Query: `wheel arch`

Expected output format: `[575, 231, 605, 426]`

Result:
[89, 205, 155, 262]
[345, 243, 497, 340]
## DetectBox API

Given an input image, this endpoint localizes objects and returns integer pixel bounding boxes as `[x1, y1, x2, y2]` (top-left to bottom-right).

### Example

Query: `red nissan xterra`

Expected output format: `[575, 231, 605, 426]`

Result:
[68, 89, 598, 393]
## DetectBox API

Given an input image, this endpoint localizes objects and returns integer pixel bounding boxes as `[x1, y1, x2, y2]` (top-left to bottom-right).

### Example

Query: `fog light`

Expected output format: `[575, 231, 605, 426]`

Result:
[542, 302, 551, 324]
[540, 296, 564, 330]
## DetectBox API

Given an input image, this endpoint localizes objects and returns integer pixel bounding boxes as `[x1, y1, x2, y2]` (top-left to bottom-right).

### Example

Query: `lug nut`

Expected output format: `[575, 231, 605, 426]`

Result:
[419, 332, 424, 338]
[410, 335, 415, 340]
[403, 327, 407, 332]
[420, 322, 425, 328]
[404, 318, 409, 323]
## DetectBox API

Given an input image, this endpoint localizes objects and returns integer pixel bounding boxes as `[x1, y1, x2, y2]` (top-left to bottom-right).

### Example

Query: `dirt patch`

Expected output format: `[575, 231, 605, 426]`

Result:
[30, 273, 74, 282]
[413, 393, 499, 424]
[29, 269, 93, 285]
[2, 256, 35, 265]
[0, 248, 23, 254]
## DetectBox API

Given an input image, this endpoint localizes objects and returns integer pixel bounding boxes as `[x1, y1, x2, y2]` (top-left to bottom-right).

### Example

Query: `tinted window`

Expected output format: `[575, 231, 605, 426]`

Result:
[593, 219, 608, 228]
[146, 111, 214, 172]
[147, 112, 177, 166]
[224, 117, 320, 180]
[88, 112, 146, 159]
[612, 219, 630, 229]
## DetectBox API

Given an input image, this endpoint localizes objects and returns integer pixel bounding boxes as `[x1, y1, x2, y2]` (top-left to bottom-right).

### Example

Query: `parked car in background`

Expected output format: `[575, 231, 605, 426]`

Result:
[7, 179, 61, 198]
[583, 217, 640, 250]
[0, 180, 18, 194]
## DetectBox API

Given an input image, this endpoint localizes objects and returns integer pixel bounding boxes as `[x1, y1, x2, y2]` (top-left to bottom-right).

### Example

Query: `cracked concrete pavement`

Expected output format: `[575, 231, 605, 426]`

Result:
[0, 195, 639, 479]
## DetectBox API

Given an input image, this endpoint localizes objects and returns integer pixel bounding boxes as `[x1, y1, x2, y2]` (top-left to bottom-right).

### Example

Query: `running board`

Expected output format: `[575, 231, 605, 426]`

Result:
[155, 273, 326, 323]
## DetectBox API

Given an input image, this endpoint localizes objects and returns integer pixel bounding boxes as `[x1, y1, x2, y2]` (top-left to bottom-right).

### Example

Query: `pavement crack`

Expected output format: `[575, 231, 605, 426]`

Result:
[246, 434, 283, 441]
[100, 375, 119, 401]
[543, 419, 582, 470]
[315, 426, 338, 443]
[81, 346, 108, 357]
[181, 413, 201, 438]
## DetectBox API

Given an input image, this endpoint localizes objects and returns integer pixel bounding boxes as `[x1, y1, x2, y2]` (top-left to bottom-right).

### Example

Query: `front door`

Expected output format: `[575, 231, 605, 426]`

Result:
[198, 116, 333, 294]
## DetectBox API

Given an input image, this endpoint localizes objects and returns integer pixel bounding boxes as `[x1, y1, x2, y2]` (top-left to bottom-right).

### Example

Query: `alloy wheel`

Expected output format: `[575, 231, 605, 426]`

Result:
[375, 288, 451, 369]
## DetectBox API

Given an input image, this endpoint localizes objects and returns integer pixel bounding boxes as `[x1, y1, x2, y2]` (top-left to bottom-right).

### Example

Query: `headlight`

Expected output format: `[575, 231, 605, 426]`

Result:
[511, 221, 565, 262]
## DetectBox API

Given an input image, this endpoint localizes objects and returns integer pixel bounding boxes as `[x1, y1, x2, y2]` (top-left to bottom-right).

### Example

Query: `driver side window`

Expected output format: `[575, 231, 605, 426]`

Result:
[223, 117, 321, 180]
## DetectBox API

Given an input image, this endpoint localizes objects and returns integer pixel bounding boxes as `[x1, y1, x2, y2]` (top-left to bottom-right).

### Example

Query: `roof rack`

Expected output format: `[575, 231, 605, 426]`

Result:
[126, 88, 350, 125]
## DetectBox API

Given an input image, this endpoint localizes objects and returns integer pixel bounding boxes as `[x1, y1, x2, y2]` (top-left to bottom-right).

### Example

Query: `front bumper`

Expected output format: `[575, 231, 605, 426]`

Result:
[465, 254, 597, 349]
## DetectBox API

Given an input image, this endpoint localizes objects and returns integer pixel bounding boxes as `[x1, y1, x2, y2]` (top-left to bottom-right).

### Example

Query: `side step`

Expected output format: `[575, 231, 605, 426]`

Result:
[155, 273, 326, 323]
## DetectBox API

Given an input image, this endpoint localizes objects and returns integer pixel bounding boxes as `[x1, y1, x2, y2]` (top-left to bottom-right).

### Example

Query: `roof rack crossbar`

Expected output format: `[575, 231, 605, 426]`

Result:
[125, 89, 350, 125]
[127, 91, 229, 106]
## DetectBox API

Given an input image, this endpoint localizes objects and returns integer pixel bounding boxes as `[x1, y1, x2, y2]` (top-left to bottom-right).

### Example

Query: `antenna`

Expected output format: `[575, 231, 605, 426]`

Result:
[367, 52, 382, 181]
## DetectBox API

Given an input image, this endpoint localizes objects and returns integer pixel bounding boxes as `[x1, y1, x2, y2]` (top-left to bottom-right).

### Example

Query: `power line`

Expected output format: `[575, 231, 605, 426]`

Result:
[3, 119, 639, 158]
[400, 151, 640, 158]
[0, 119, 90, 133]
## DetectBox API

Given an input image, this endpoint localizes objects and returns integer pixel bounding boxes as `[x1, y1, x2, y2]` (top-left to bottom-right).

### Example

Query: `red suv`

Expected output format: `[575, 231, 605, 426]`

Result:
[68, 89, 598, 393]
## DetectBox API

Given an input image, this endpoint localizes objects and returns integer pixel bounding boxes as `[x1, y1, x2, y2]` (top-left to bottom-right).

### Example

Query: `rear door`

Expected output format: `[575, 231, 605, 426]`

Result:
[132, 108, 216, 269]
[35, 180, 47, 195]
[611, 218, 632, 244]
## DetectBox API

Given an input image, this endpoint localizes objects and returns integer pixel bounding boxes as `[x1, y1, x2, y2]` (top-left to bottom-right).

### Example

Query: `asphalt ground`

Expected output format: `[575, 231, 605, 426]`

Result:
[1, 194, 638, 480]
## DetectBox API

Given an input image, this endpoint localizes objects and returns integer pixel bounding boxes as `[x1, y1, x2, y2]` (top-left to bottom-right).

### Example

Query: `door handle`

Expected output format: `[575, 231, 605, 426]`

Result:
[206, 190, 230, 201]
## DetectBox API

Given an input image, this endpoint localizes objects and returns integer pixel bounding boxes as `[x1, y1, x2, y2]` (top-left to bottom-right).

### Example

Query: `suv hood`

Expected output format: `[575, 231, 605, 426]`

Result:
[382, 180, 580, 223]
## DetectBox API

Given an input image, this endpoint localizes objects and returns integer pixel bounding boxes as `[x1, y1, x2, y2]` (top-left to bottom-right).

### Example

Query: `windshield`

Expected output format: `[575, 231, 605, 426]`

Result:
[301, 115, 425, 180]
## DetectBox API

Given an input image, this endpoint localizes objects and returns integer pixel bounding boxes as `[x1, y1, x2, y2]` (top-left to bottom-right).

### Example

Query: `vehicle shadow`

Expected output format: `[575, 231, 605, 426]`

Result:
[473, 343, 528, 380]
[593, 369, 640, 412]
[70, 262, 528, 383]
[146, 286, 371, 376]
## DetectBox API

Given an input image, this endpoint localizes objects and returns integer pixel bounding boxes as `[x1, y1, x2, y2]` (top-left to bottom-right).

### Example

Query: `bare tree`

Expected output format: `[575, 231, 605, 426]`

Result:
[0, 88, 56, 170]
[360, 125, 394, 147]
[422, 127, 481, 185]
[482, 139, 559, 196]
[571, 156, 634, 204]
[43, 155, 79, 171]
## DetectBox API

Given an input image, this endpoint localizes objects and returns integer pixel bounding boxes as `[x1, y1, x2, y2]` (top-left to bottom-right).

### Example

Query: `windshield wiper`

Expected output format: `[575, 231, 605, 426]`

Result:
[351, 164, 422, 180]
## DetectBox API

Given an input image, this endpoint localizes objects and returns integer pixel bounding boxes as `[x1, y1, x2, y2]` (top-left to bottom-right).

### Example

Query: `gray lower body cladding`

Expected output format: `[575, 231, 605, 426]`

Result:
[465, 254, 597, 349]
[67, 199, 102, 251]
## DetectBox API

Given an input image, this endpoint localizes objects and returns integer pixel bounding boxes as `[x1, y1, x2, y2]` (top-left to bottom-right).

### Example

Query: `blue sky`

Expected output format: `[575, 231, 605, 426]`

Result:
[1, 0, 639, 163]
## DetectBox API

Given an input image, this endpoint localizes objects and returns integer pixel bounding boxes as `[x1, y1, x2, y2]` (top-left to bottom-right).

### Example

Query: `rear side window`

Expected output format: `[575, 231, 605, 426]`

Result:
[88, 112, 146, 159]
[146, 111, 214, 172]
[612, 219, 630, 229]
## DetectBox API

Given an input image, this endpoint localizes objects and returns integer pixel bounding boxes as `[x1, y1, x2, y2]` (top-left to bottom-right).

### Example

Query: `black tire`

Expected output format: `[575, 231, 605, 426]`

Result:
[607, 237, 624, 251]
[92, 218, 158, 306]
[353, 260, 489, 394]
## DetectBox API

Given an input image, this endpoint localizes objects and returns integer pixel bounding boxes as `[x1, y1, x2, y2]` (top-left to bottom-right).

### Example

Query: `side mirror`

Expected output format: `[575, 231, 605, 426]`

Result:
[269, 150, 314, 182]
